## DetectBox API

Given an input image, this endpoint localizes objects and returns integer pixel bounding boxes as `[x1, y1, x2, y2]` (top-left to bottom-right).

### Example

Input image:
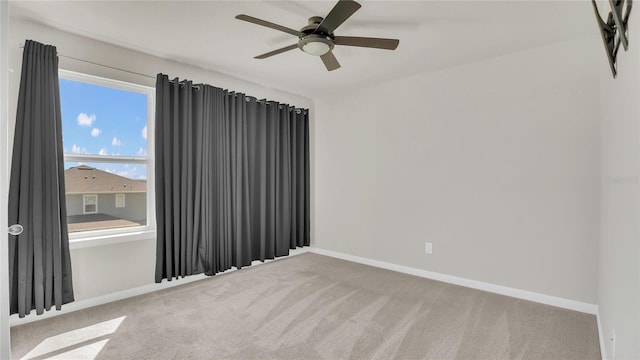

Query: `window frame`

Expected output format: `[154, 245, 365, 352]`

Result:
[59, 69, 155, 247]
[83, 194, 98, 214]
[115, 193, 126, 208]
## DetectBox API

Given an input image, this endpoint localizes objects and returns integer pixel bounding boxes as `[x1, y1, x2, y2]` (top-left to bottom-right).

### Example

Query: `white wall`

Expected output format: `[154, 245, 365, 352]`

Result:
[598, 6, 640, 359]
[314, 37, 601, 304]
[7, 17, 313, 303]
[1, 1, 12, 358]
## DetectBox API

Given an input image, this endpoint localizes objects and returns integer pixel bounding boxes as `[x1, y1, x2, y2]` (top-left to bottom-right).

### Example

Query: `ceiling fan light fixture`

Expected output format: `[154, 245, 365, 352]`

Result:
[302, 41, 331, 56]
[298, 35, 334, 56]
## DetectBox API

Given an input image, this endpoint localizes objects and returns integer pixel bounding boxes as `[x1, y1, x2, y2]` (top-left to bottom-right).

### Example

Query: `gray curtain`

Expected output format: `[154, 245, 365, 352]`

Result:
[8, 40, 74, 317]
[155, 75, 310, 282]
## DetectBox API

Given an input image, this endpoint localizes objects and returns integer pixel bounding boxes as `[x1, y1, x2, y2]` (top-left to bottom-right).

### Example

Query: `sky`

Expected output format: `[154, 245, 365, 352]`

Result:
[59, 78, 148, 180]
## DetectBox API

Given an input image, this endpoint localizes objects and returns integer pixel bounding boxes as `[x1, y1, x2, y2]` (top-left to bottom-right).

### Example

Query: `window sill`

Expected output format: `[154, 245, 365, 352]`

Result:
[69, 227, 156, 250]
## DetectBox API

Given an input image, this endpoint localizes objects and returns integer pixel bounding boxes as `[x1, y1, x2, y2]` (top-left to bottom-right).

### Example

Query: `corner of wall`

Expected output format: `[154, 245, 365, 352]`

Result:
[597, 4, 640, 359]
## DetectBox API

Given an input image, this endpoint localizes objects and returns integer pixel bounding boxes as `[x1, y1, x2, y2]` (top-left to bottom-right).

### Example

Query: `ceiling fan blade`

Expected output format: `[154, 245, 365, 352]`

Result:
[320, 51, 341, 71]
[254, 44, 299, 59]
[333, 36, 399, 50]
[316, 0, 362, 34]
[235, 14, 304, 37]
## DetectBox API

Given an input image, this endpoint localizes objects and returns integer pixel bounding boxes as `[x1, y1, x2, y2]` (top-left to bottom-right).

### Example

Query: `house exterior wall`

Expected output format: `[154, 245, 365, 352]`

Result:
[66, 194, 83, 216]
[66, 193, 146, 223]
[97, 193, 146, 223]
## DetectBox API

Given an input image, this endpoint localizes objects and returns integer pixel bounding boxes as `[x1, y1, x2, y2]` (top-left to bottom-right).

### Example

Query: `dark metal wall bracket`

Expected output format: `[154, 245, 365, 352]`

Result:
[592, 0, 633, 78]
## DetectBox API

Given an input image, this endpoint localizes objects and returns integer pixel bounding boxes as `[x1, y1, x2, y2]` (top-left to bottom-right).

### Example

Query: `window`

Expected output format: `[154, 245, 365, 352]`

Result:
[59, 70, 154, 238]
[83, 195, 98, 213]
[115, 194, 125, 208]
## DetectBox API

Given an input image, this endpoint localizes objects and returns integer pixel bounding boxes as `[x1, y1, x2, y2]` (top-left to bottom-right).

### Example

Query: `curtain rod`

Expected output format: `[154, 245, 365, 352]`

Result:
[167, 81, 306, 112]
[18, 43, 308, 113]
[169, 79, 201, 89]
[19, 43, 156, 80]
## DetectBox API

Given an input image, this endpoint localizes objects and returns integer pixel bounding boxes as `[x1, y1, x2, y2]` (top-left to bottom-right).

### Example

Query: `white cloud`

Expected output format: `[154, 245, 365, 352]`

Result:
[98, 148, 109, 156]
[112, 137, 122, 146]
[136, 147, 147, 156]
[77, 113, 96, 126]
[141, 125, 147, 140]
[91, 128, 102, 137]
[118, 166, 139, 179]
[71, 144, 87, 154]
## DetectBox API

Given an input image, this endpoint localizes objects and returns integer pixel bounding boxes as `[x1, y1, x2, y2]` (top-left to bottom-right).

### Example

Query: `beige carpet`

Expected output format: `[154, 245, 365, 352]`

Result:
[11, 252, 600, 359]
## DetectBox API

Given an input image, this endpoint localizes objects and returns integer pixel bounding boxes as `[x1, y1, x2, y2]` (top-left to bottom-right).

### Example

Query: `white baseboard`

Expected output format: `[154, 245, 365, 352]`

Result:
[10, 247, 311, 327]
[10, 246, 598, 327]
[10, 245, 604, 357]
[308, 247, 599, 315]
[9, 274, 206, 327]
[311, 246, 605, 358]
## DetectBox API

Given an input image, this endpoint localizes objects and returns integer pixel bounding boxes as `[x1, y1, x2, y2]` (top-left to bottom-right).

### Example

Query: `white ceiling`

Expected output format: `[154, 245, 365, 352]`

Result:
[9, 0, 598, 98]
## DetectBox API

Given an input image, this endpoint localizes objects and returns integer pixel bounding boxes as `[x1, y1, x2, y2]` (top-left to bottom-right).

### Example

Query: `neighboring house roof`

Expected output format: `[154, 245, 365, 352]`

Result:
[65, 165, 146, 194]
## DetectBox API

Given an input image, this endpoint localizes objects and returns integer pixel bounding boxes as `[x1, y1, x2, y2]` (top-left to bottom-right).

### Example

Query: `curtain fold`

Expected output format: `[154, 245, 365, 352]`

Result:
[8, 40, 74, 317]
[155, 74, 310, 282]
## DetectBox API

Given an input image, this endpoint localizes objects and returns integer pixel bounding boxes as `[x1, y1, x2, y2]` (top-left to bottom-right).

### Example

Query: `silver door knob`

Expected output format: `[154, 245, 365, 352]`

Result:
[8, 224, 23, 236]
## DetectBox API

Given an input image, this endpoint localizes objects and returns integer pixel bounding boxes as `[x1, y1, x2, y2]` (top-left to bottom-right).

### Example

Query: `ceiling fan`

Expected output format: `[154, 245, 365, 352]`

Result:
[235, 0, 400, 71]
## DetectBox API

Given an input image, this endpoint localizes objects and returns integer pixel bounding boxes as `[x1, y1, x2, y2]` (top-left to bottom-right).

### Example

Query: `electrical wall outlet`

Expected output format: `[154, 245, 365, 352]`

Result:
[425, 242, 433, 254]
[611, 329, 616, 358]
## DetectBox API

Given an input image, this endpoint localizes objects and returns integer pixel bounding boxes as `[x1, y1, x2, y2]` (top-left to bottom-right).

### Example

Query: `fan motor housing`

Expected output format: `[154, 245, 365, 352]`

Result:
[301, 16, 332, 36]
